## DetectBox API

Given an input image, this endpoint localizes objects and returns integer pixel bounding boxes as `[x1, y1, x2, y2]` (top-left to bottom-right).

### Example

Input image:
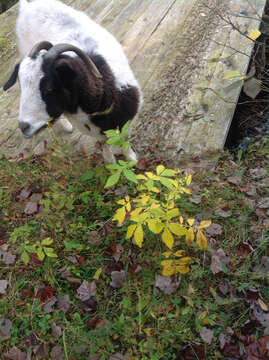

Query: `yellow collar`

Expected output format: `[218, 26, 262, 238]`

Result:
[46, 103, 114, 127]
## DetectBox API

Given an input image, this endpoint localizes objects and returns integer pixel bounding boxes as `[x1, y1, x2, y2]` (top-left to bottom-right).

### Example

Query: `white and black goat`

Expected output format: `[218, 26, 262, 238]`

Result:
[3, 0, 142, 162]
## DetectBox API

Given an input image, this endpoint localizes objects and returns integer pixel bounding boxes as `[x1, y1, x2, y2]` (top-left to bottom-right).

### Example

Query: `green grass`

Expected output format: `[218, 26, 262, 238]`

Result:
[0, 138, 268, 359]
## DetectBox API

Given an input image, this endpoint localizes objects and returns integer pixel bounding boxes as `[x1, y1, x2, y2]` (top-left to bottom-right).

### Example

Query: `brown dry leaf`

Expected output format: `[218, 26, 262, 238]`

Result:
[109, 353, 128, 360]
[33, 343, 50, 359]
[57, 295, 71, 313]
[51, 345, 65, 360]
[110, 270, 126, 289]
[24, 201, 38, 215]
[205, 223, 222, 237]
[227, 176, 241, 185]
[43, 297, 57, 314]
[88, 231, 102, 246]
[249, 168, 267, 179]
[257, 198, 269, 209]
[112, 245, 124, 262]
[18, 189, 31, 201]
[77, 280, 96, 301]
[214, 208, 231, 218]
[245, 335, 269, 360]
[0, 280, 9, 294]
[51, 322, 62, 339]
[0, 248, 16, 265]
[200, 327, 214, 344]
[190, 194, 201, 204]
[0, 318, 12, 342]
[4, 346, 27, 360]
[210, 249, 230, 274]
[219, 327, 234, 350]
[155, 274, 180, 295]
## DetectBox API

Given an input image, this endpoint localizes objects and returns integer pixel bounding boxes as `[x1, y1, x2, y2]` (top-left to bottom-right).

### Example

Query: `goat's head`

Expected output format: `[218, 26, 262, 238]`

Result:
[3, 41, 102, 138]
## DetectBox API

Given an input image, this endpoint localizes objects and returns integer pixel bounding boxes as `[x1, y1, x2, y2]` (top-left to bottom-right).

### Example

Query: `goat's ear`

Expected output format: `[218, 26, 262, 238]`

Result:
[3, 63, 20, 91]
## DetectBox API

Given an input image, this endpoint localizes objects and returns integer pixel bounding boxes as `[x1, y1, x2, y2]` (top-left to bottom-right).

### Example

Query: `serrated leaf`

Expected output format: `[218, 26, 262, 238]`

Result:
[123, 168, 138, 183]
[145, 172, 159, 180]
[93, 267, 102, 280]
[156, 165, 165, 175]
[198, 220, 212, 229]
[147, 219, 164, 234]
[223, 70, 241, 80]
[136, 174, 147, 180]
[21, 251, 29, 264]
[134, 225, 144, 248]
[41, 237, 53, 246]
[168, 223, 187, 237]
[146, 179, 154, 190]
[104, 129, 117, 137]
[104, 170, 121, 188]
[113, 207, 126, 225]
[162, 227, 174, 249]
[186, 229, 195, 245]
[187, 218, 195, 227]
[127, 160, 137, 168]
[130, 207, 143, 217]
[197, 230, 207, 250]
[126, 224, 137, 239]
[106, 136, 122, 145]
[167, 208, 180, 220]
[248, 29, 261, 40]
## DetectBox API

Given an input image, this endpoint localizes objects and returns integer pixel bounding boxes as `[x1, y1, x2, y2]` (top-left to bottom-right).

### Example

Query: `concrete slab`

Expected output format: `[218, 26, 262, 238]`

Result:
[0, 0, 266, 165]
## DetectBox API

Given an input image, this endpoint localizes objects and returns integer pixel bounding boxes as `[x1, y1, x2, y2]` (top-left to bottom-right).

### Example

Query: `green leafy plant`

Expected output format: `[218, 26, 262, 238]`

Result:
[16, 237, 57, 264]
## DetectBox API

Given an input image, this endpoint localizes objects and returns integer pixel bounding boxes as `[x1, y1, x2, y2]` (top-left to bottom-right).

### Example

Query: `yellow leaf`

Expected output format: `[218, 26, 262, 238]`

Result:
[136, 174, 147, 180]
[161, 227, 174, 249]
[156, 164, 165, 175]
[134, 225, 144, 248]
[117, 199, 126, 205]
[198, 220, 212, 229]
[174, 257, 192, 265]
[125, 196, 130, 202]
[167, 208, 179, 219]
[113, 207, 126, 225]
[168, 223, 187, 237]
[151, 187, 160, 193]
[173, 250, 185, 257]
[93, 267, 102, 280]
[163, 251, 173, 258]
[179, 216, 184, 224]
[183, 188, 191, 194]
[161, 260, 176, 276]
[141, 195, 150, 206]
[147, 219, 164, 234]
[130, 207, 143, 217]
[126, 201, 131, 212]
[197, 230, 207, 250]
[258, 298, 268, 311]
[187, 218, 195, 227]
[126, 224, 137, 239]
[186, 229, 194, 245]
[186, 174, 192, 186]
[248, 29, 261, 40]
[144, 328, 152, 337]
[175, 265, 190, 274]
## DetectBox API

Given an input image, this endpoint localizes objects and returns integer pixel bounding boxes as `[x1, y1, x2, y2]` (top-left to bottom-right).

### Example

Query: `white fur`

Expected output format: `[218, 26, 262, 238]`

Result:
[15, 0, 141, 162]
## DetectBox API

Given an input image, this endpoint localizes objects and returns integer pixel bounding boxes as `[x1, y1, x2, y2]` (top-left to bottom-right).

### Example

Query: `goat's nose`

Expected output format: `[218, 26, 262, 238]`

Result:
[19, 122, 30, 133]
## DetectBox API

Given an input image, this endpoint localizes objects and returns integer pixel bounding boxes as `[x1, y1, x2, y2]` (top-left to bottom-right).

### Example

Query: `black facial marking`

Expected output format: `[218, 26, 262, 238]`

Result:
[3, 63, 20, 91]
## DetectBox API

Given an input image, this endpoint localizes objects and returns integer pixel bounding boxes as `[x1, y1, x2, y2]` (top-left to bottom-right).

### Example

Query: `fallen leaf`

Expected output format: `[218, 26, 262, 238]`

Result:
[57, 295, 71, 313]
[88, 231, 102, 246]
[4, 346, 27, 360]
[227, 176, 241, 185]
[245, 335, 269, 360]
[29, 193, 42, 203]
[109, 353, 128, 360]
[112, 245, 124, 262]
[219, 327, 234, 349]
[24, 334, 38, 347]
[237, 242, 254, 259]
[155, 274, 180, 294]
[43, 297, 57, 314]
[79, 297, 97, 313]
[24, 201, 38, 215]
[190, 194, 202, 204]
[110, 270, 126, 289]
[33, 343, 50, 359]
[205, 223, 222, 236]
[257, 198, 269, 209]
[214, 208, 232, 218]
[254, 257, 269, 274]
[0, 318, 12, 341]
[0, 248, 16, 265]
[51, 322, 62, 339]
[77, 280, 96, 301]
[243, 77, 262, 99]
[0, 280, 9, 294]
[210, 249, 230, 274]
[200, 327, 214, 344]
[51, 345, 65, 360]
[249, 168, 267, 179]
[34, 285, 55, 304]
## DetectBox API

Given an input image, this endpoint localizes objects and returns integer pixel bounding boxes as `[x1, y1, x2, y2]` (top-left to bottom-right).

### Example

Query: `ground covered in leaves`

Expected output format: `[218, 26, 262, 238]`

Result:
[0, 135, 268, 360]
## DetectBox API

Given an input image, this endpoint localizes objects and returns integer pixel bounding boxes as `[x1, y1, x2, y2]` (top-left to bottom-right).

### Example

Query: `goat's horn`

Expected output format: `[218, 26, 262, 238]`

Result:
[44, 43, 102, 79]
[29, 41, 53, 59]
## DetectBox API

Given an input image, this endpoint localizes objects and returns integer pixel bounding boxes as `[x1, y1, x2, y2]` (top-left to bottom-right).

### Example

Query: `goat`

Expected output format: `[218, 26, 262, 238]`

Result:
[3, 0, 142, 163]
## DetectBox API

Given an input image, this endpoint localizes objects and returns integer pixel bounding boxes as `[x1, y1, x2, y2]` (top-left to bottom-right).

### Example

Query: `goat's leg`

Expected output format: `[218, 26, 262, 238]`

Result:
[59, 116, 73, 133]
[102, 144, 116, 163]
[122, 146, 137, 162]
